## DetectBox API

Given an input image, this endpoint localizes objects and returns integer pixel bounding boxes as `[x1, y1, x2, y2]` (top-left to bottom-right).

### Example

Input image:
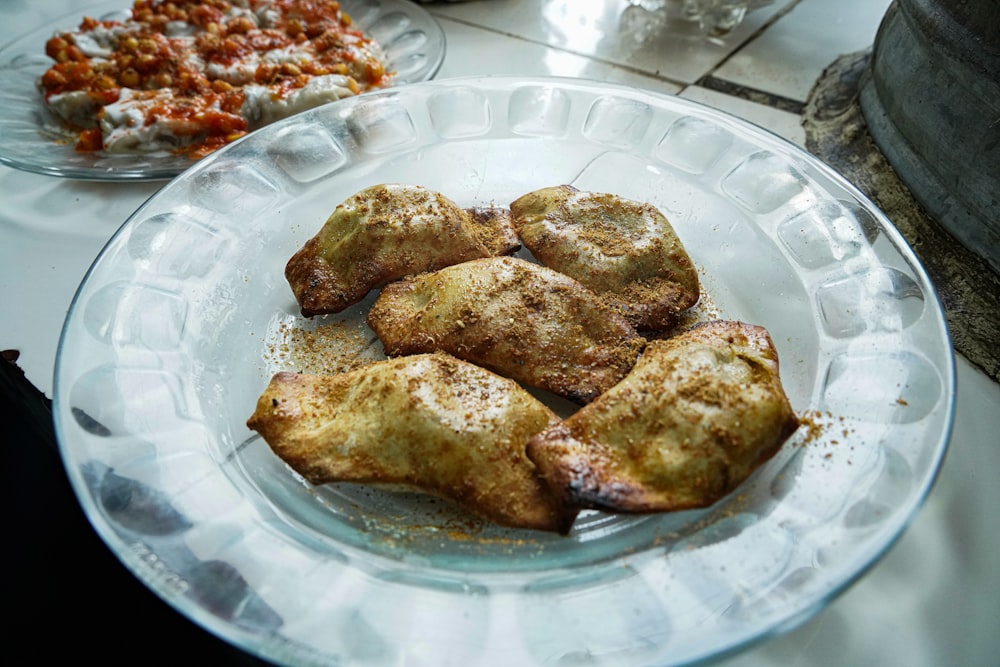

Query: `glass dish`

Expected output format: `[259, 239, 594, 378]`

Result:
[0, 0, 445, 181]
[53, 76, 954, 666]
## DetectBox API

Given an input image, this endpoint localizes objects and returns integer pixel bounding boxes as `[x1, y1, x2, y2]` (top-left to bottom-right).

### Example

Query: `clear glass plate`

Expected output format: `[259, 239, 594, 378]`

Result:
[0, 0, 445, 181]
[53, 76, 954, 666]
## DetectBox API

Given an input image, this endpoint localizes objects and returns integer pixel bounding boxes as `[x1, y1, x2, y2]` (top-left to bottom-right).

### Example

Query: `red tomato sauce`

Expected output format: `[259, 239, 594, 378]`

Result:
[39, 0, 392, 156]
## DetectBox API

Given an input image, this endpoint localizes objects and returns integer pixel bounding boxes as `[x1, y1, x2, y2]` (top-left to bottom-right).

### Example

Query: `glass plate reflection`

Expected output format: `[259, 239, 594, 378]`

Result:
[53, 76, 954, 666]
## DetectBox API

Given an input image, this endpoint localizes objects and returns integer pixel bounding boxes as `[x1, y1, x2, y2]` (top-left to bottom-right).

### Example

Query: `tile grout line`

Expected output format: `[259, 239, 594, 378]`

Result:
[690, 76, 806, 115]
[430, 13, 694, 88]
[707, 0, 804, 69]
[431, 4, 808, 115]
[684, 0, 806, 112]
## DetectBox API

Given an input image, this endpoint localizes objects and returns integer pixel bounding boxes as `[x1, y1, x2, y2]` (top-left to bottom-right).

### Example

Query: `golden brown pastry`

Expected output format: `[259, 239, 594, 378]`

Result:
[509, 185, 700, 331]
[465, 205, 522, 257]
[285, 184, 519, 317]
[247, 353, 577, 533]
[367, 256, 646, 404]
[527, 320, 799, 513]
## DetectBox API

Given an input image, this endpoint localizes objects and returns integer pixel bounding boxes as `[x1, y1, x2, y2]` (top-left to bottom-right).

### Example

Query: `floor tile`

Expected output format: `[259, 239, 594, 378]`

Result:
[429, 0, 797, 84]
[678, 84, 805, 145]
[434, 18, 683, 94]
[712, 0, 893, 101]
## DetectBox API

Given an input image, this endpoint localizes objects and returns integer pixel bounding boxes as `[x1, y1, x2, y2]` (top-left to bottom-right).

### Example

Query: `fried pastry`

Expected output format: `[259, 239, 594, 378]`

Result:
[367, 256, 646, 404]
[247, 353, 577, 533]
[465, 205, 522, 257]
[526, 320, 799, 513]
[509, 185, 700, 331]
[286, 184, 519, 317]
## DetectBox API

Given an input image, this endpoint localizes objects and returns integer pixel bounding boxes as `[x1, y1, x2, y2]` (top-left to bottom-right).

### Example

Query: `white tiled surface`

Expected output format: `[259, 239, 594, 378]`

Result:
[712, 0, 894, 101]
[430, 0, 799, 85]
[433, 18, 682, 93]
[1, 1, 998, 665]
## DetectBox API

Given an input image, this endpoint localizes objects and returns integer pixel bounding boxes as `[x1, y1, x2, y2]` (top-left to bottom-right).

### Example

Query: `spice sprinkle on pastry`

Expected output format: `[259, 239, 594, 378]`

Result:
[526, 320, 799, 514]
[247, 352, 578, 534]
[286, 183, 519, 317]
[510, 185, 700, 332]
[367, 256, 647, 405]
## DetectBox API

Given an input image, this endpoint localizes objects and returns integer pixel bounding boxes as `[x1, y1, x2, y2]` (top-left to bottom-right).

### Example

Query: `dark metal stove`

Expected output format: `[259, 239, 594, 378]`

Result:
[802, 0, 1000, 381]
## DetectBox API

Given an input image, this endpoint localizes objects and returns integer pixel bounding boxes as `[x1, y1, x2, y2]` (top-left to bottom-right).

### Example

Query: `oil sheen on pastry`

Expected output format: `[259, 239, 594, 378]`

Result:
[526, 320, 799, 513]
[367, 256, 646, 404]
[247, 353, 577, 533]
[509, 185, 700, 331]
[285, 184, 519, 317]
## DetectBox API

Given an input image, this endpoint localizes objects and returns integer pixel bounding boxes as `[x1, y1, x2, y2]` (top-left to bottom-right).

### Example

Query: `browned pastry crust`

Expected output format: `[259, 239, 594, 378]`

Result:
[509, 185, 700, 331]
[285, 184, 519, 317]
[367, 256, 647, 404]
[464, 205, 522, 256]
[247, 353, 578, 534]
[526, 320, 800, 513]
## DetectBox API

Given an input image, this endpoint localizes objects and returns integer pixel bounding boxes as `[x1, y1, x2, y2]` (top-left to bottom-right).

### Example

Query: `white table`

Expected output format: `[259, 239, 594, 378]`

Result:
[2, 2, 997, 665]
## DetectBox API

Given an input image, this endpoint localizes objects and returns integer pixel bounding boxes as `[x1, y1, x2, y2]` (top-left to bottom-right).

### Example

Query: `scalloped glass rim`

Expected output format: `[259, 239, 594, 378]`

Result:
[53, 76, 955, 666]
[0, 0, 445, 181]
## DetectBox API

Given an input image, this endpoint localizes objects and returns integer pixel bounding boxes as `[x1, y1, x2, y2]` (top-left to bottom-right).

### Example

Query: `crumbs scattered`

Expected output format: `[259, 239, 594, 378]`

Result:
[794, 409, 847, 447]
[793, 409, 860, 467]
[264, 316, 382, 375]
